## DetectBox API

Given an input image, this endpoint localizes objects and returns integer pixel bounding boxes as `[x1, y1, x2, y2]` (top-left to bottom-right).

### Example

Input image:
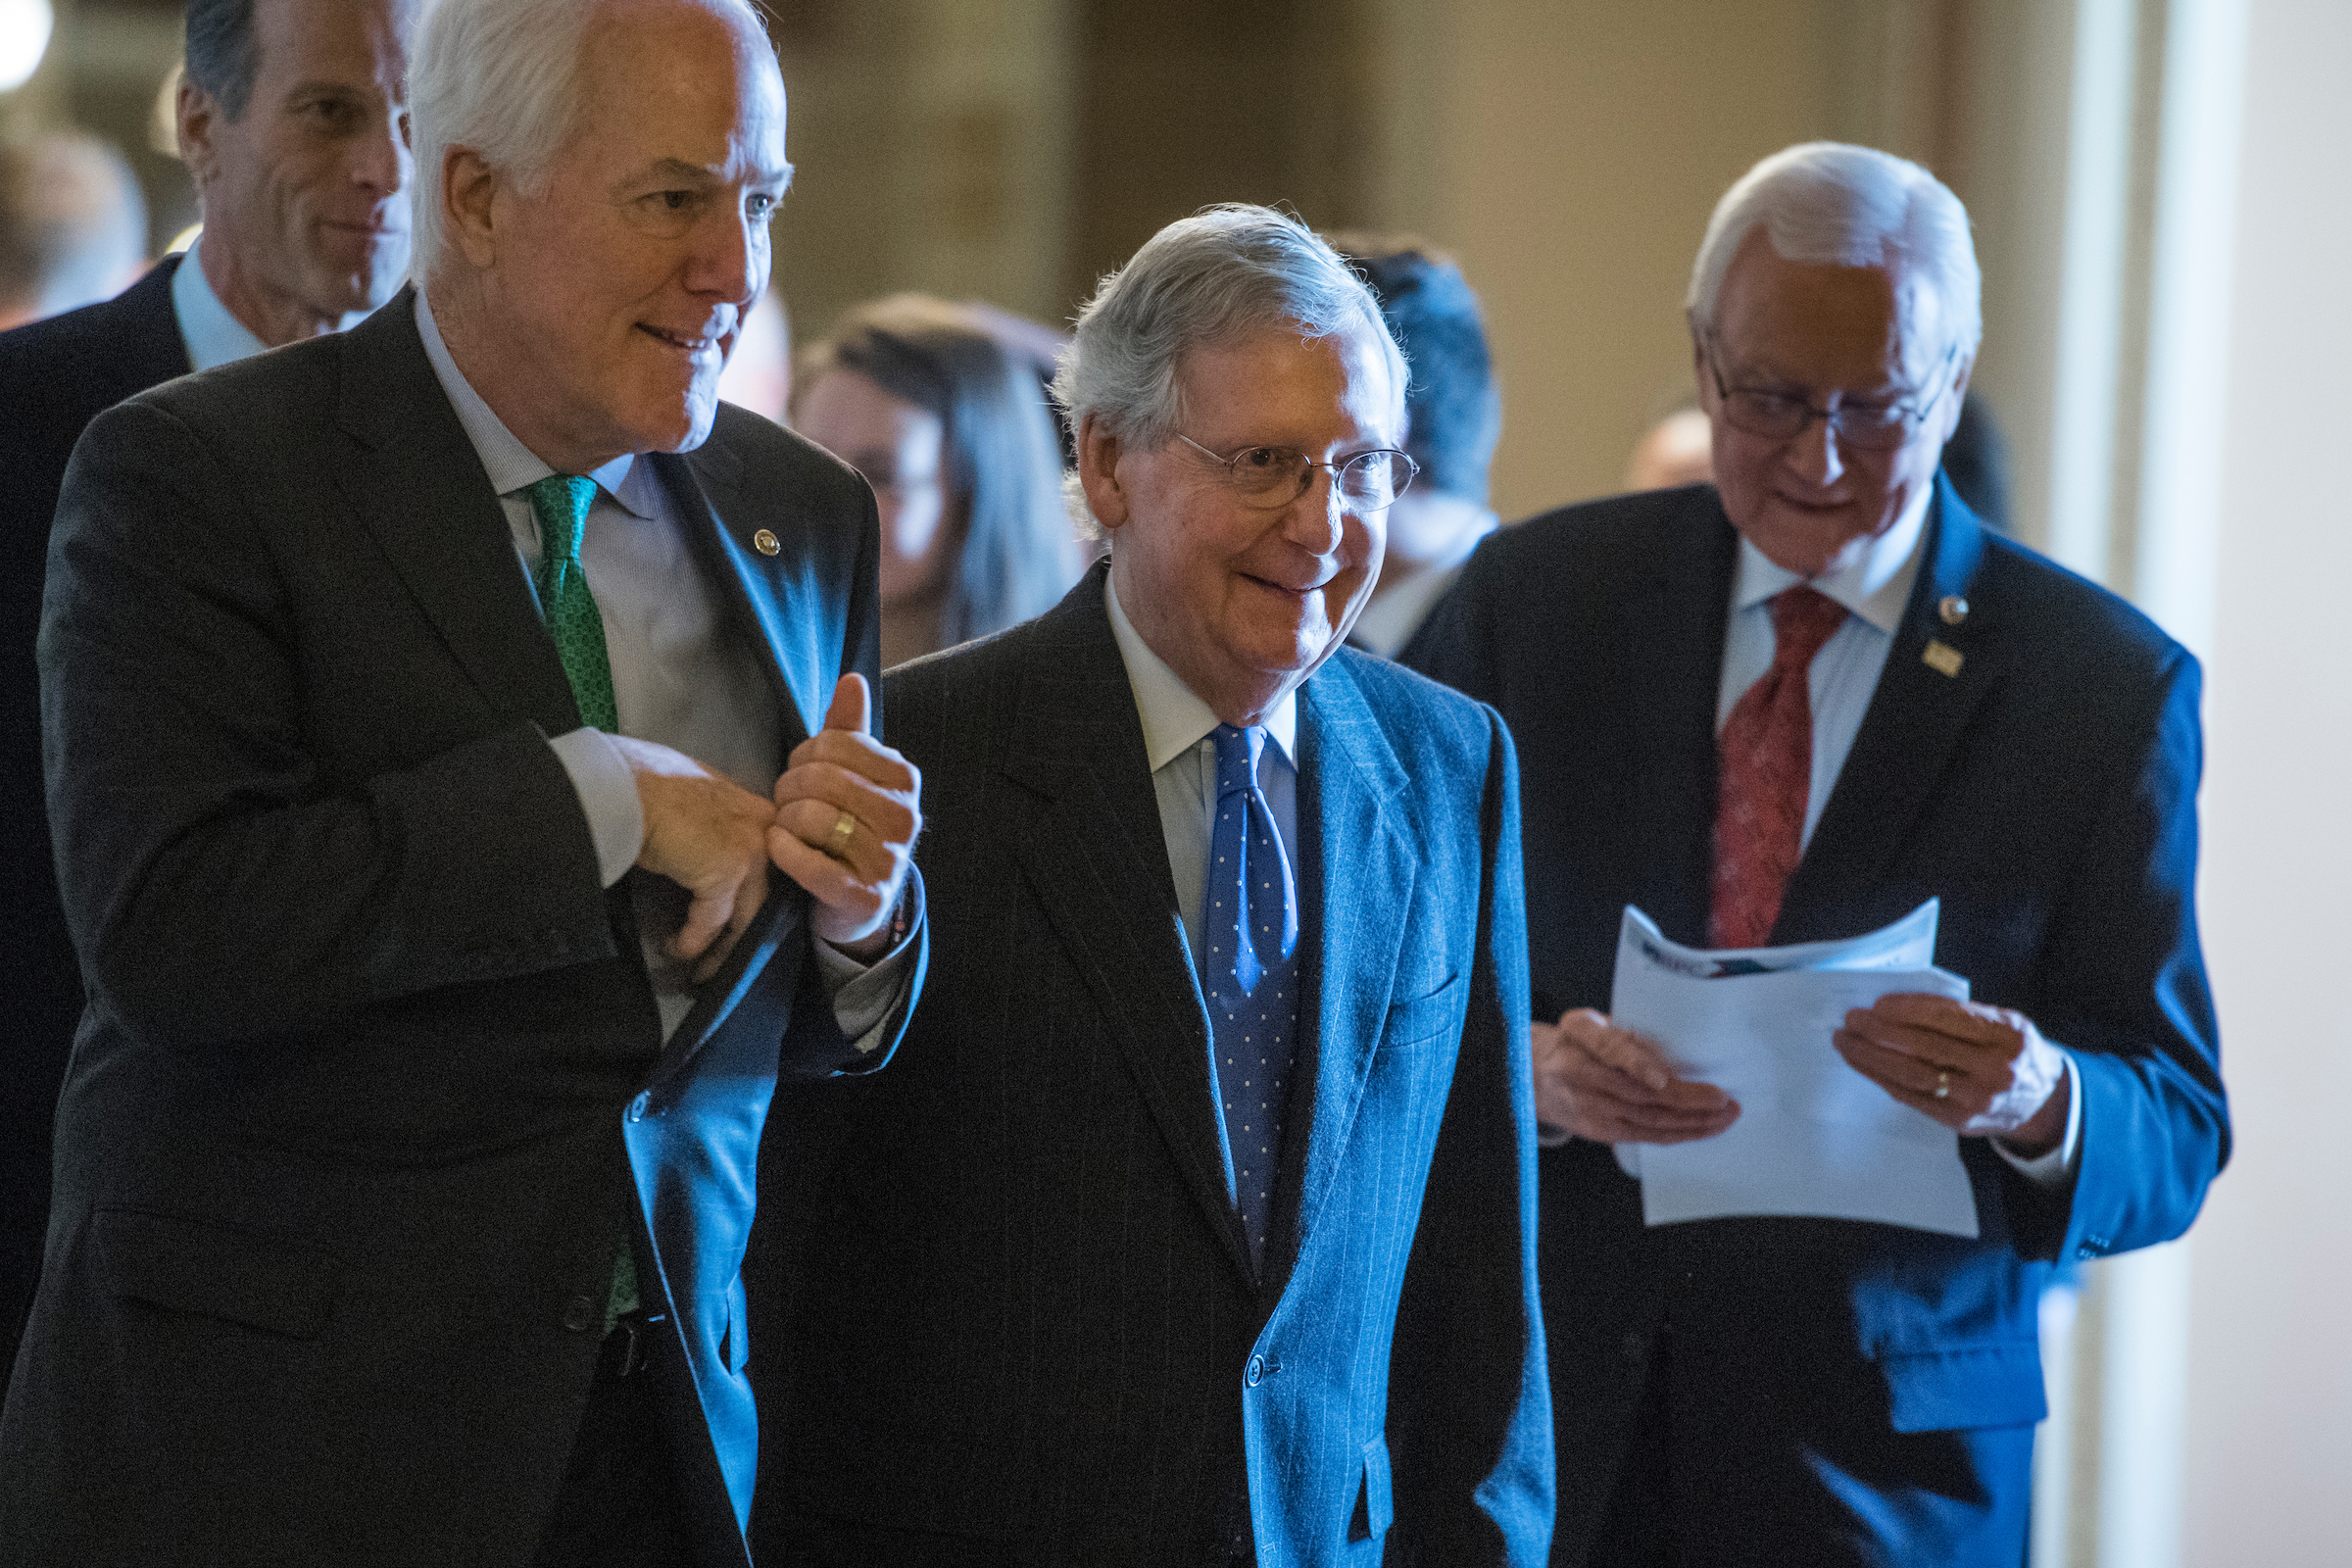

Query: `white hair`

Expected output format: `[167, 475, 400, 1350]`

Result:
[408, 0, 770, 284]
[1687, 142, 1983, 368]
[1053, 204, 1406, 539]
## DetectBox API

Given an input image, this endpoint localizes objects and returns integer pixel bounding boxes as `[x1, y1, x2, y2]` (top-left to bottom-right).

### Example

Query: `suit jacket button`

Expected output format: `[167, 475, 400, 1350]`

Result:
[1246, 1354, 1265, 1388]
[563, 1295, 598, 1333]
[628, 1093, 650, 1122]
[1621, 1331, 1646, 1365]
[752, 528, 781, 556]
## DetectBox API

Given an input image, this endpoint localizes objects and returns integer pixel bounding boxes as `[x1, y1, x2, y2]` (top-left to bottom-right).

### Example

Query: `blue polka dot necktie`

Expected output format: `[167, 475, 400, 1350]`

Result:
[1203, 722, 1300, 1265]
[525, 474, 618, 733]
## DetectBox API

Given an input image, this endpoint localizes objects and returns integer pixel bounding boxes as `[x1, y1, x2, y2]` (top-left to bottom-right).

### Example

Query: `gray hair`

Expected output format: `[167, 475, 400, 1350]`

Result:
[184, 0, 262, 122]
[408, 0, 770, 283]
[1054, 204, 1406, 537]
[1687, 142, 1982, 369]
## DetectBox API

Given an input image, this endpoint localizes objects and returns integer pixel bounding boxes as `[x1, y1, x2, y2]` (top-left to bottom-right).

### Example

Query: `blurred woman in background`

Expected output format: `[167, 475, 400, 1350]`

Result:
[793, 294, 1079, 667]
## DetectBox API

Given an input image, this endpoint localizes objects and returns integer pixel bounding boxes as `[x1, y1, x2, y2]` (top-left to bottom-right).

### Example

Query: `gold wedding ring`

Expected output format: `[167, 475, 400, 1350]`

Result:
[831, 808, 857, 845]
[1935, 1069, 1952, 1101]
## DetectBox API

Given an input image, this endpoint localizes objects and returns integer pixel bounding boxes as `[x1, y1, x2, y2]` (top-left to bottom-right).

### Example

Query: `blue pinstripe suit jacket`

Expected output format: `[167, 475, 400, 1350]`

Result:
[753, 563, 1551, 1566]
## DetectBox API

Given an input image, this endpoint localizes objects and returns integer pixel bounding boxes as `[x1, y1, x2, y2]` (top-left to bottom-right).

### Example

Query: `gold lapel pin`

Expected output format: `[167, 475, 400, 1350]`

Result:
[752, 528, 781, 557]
[1938, 595, 1969, 625]
[1923, 639, 1964, 677]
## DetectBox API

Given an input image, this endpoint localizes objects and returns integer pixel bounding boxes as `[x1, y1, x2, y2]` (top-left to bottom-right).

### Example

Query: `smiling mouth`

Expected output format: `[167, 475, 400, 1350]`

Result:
[1243, 571, 1330, 601]
[636, 324, 720, 357]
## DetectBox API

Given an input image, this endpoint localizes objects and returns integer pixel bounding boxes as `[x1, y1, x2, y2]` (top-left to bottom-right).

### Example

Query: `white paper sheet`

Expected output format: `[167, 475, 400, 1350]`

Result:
[1607, 904, 1981, 1239]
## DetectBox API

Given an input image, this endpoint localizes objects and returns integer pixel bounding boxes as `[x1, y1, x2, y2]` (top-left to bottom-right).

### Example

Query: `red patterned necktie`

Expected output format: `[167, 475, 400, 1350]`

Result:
[1709, 585, 1851, 948]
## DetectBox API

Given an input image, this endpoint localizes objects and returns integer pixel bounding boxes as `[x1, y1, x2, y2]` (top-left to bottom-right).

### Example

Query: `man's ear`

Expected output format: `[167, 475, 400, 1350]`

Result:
[1075, 412, 1131, 534]
[175, 77, 220, 189]
[442, 146, 502, 270]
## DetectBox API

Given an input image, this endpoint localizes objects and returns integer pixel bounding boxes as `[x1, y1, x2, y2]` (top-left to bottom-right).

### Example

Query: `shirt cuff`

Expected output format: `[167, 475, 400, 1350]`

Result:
[1993, 1051, 2082, 1188]
[812, 871, 925, 1054]
[547, 727, 643, 888]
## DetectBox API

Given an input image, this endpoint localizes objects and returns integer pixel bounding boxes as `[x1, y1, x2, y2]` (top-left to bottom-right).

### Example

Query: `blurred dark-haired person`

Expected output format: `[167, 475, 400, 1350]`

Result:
[1330, 234, 1502, 659]
[1941, 390, 2013, 533]
[793, 293, 1079, 666]
[0, 0, 415, 1404]
[0, 132, 148, 331]
[1409, 142, 2226, 1566]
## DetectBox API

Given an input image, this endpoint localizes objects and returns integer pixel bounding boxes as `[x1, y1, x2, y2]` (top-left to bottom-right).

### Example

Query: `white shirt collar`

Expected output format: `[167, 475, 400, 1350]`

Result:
[1729, 481, 1933, 633]
[414, 289, 648, 516]
[169, 239, 270, 372]
[1103, 572, 1297, 773]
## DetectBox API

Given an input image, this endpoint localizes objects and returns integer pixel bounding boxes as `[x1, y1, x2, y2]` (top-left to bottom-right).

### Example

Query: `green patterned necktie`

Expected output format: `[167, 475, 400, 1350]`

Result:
[525, 474, 637, 1326]
[525, 474, 618, 732]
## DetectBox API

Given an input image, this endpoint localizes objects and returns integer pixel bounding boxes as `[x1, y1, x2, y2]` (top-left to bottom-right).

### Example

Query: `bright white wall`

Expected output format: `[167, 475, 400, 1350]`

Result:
[2179, 0, 2352, 1558]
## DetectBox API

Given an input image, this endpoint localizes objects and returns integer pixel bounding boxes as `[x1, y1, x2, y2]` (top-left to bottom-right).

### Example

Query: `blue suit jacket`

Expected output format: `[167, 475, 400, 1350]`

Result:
[1407, 481, 2228, 1562]
[752, 564, 1552, 1566]
[0, 293, 920, 1568]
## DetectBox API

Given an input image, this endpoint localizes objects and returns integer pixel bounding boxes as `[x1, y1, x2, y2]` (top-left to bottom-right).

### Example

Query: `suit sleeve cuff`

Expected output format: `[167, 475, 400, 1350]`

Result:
[812, 871, 925, 1054]
[1994, 1051, 2082, 1188]
[547, 727, 643, 888]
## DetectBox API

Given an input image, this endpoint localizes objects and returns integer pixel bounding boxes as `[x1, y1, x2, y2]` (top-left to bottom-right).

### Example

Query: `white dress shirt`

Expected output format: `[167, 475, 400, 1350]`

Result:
[415, 292, 911, 1048]
[168, 240, 269, 371]
[1103, 574, 1298, 970]
[1715, 491, 2080, 1184]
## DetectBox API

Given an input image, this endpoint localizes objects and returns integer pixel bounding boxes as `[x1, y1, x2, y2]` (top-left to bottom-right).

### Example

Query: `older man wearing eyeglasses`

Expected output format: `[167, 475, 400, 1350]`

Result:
[1408, 143, 2227, 1567]
[748, 203, 1551, 1567]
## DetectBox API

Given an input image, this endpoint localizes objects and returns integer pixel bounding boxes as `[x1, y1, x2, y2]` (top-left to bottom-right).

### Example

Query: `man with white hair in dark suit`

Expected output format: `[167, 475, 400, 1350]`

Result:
[0, 0, 925, 1562]
[1411, 143, 2228, 1566]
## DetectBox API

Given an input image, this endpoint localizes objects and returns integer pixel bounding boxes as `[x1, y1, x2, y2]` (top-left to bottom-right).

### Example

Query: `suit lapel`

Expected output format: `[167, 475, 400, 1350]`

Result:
[328, 288, 581, 739]
[634, 444, 831, 1075]
[996, 575, 1255, 1284]
[116, 255, 195, 387]
[662, 439, 827, 749]
[1260, 658, 1414, 1295]
[1622, 490, 1740, 948]
[1778, 481, 1998, 941]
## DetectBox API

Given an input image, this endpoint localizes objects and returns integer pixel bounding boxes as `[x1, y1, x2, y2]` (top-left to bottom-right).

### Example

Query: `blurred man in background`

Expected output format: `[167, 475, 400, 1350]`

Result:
[1411, 142, 2226, 1567]
[0, 0, 416, 1402]
[1331, 234, 1502, 660]
[1623, 400, 1713, 493]
[0, 132, 148, 331]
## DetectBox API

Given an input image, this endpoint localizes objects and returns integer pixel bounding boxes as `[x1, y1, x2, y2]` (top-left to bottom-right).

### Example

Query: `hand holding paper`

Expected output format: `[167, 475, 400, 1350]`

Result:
[1836, 995, 2071, 1154]
[1531, 1008, 1740, 1145]
[1607, 903, 1984, 1238]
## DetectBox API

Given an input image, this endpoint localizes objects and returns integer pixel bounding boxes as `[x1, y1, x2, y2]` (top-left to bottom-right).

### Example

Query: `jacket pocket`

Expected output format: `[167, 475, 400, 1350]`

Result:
[92, 1206, 345, 1340]
[1348, 1433, 1395, 1543]
[1383, 972, 1465, 1051]
[1879, 1342, 2047, 1432]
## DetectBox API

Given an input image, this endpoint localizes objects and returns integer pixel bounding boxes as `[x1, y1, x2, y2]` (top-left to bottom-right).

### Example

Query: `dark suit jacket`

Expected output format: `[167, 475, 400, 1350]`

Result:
[0, 257, 192, 1380]
[749, 564, 1552, 1567]
[1407, 481, 2228, 1563]
[0, 291, 920, 1568]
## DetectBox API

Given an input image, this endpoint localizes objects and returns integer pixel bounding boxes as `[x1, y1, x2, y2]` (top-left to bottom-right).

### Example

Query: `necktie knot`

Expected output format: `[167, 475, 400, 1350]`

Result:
[1769, 585, 1848, 673]
[1211, 722, 1265, 799]
[526, 474, 597, 567]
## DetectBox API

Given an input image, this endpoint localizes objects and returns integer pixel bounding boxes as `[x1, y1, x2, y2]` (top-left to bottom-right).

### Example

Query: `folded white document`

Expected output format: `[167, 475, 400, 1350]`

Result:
[1608, 903, 1980, 1239]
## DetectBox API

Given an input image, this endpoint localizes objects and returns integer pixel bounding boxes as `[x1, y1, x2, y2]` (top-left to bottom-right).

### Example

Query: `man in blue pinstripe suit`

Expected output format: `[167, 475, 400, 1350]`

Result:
[752, 205, 1551, 1567]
